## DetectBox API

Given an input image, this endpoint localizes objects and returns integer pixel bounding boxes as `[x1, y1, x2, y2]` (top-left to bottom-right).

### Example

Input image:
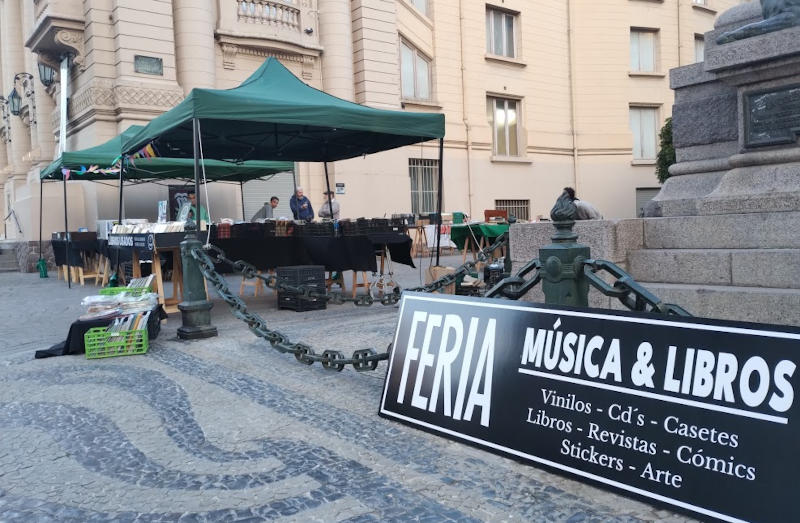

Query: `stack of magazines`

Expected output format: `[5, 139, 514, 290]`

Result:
[107, 310, 152, 336]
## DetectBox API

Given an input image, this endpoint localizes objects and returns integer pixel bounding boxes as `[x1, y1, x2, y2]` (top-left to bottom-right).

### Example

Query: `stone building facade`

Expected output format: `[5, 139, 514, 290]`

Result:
[0, 0, 744, 244]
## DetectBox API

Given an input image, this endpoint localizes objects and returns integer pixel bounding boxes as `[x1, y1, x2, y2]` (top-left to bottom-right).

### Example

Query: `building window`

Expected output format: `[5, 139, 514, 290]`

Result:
[400, 41, 431, 101]
[487, 97, 520, 157]
[409, 159, 440, 215]
[630, 29, 658, 73]
[495, 199, 530, 221]
[635, 188, 661, 217]
[630, 106, 659, 161]
[693, 0, 708, 5]
[486, 7, 517, 58]
[694, 35, 705, 63]
[410, 0, 427, 16]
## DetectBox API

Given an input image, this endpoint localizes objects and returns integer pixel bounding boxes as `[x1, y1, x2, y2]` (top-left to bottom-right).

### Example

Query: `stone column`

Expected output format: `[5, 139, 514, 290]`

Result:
[316, 0, 356, 204]
[0, 0, 32, 177]
[22, 0, 55, 164]
[172, 0, 217, 93]
[318, 0, 355, 101]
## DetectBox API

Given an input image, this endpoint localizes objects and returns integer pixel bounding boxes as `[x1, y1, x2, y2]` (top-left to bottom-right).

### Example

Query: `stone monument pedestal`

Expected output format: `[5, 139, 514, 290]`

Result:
[648, 2, 800, 217]
[622, 1, 800, 326]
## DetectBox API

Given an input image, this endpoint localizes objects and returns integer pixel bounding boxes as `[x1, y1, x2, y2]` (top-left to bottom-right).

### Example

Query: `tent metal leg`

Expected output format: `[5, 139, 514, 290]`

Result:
[240, 180, 246, 221]
[63, 178, 70, 289]
[323, 162, 335, 220]
[436, 138, 444, 266]
[38, 180, 43, 258]
[114, 163, 125, 281]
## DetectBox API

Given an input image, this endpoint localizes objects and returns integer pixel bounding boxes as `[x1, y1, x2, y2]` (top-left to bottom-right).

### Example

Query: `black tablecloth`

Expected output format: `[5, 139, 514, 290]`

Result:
[210, 234, 414, 273]
[34, 306, 166, 359]
[51, 239, 97, 266]
[211, 236, 381, 272]
[366, 232, 415, 267]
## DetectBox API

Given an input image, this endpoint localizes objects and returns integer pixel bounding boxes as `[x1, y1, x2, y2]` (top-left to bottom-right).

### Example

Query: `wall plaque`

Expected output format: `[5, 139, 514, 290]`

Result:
[381, 293, 800, 523]
[745, 85, 800, 147]
[134, 55, 163, 76]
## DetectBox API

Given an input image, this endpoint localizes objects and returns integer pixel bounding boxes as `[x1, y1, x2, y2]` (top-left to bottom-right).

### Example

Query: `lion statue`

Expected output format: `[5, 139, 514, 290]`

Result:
[717, 0, 800, 44]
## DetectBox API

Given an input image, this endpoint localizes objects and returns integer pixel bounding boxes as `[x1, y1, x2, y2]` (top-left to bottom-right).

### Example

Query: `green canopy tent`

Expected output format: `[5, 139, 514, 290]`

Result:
[41, 124, 292, 287]
[121, 57, 448, 263]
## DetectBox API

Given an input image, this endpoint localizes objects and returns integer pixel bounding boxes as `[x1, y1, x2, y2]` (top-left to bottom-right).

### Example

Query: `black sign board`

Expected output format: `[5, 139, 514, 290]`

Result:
[380, 293, 800, 523]
[108, 233, 156, 254]
[745, 84, 800, 147]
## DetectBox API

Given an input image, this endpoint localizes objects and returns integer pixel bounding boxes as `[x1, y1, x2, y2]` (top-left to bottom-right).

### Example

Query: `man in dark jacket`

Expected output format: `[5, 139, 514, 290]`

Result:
[290, 186, 314, 222]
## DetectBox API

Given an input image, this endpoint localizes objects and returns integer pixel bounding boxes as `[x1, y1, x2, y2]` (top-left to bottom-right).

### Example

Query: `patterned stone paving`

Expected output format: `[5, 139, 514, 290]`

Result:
[0, 272, 693, 521]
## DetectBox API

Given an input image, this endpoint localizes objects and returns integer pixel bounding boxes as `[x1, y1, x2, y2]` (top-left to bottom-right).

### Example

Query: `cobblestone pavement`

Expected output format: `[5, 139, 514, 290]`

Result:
[0, 267, 694, 522]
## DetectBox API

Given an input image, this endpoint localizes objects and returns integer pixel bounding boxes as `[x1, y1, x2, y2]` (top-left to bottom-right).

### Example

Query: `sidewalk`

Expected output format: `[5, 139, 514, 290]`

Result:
[0, 267, 689, 521]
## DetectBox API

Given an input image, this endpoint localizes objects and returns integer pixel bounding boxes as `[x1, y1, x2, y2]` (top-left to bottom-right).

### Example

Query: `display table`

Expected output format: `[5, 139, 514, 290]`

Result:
[209, 227, 414, 273]
[108, 233, 186, 313]
[424, 224, 457, 250]
[450, 223, 509, 262]
[34, 305, 166, 359]
[51, 232, 99, 267]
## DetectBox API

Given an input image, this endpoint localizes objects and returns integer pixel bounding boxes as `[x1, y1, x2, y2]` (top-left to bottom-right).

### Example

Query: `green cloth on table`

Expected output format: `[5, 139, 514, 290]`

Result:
[449, 223, 509, 250]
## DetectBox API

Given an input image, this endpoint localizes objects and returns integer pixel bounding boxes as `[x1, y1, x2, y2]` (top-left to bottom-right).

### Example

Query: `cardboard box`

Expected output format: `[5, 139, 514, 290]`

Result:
[426, 266, 456, 294]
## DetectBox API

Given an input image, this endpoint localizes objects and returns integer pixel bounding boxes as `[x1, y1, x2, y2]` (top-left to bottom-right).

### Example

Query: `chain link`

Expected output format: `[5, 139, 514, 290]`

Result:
[192, 247, 391, 372]
[189, 234, 508, 371]
[406, 233, 509, 294]
[191, 233, 686, 373]
[583, 259, 692, 317]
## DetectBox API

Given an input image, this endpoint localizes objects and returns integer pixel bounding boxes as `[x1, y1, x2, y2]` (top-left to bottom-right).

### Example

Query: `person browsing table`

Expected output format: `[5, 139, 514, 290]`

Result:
[318, 190, 340, 220]
[290, 186, 314, 222]
[251, 196, 279, 221]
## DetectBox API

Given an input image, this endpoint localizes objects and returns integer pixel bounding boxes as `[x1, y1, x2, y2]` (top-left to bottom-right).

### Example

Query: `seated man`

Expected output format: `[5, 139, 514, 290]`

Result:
[564, 187, 603, 220]
[251, 196, 279, 221]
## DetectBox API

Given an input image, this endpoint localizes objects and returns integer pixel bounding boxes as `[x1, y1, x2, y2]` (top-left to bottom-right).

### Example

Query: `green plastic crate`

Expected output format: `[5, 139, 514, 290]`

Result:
[84, 326, 149, 359]
[98, 286, 150, 297]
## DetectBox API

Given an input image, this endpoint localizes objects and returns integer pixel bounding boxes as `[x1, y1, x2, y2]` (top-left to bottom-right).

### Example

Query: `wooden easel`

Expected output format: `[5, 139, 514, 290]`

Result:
[410, 225, 428, 257]
[131, 243, 183, 314]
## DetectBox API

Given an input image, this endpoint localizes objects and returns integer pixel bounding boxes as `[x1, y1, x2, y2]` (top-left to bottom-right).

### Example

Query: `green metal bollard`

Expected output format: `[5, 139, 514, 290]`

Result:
[37, 258, 48, 278]
[177, 223, 218, 340]
[540, 193, 590, 307]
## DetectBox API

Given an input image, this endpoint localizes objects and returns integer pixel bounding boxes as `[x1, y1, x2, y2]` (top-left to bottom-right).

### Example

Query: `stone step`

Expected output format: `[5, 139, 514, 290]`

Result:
[628, 283, 800, 326]
[629, 248, 800, 288]
[643, 211, 800, 249]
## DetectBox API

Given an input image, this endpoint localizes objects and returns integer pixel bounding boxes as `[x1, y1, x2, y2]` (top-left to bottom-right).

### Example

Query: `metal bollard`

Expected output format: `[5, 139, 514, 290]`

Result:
[177, 222, 218, 340]
[540, 219, 590, 307]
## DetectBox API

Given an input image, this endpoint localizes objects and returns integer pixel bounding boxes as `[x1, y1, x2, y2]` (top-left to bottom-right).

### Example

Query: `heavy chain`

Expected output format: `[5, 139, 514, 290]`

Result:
[202, 233, 509, 306]
[192, 247, 390, 371]
[583, 259, 692, 317]
[188, 234, 508, 371]
[406, 234, 509, 294]
[201, 244, 402, 307]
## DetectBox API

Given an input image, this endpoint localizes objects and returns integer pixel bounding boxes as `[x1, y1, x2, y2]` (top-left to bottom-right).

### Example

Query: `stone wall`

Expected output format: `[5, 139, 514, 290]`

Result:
[509, 220, 644, 309]
[14, 241, 56, 273]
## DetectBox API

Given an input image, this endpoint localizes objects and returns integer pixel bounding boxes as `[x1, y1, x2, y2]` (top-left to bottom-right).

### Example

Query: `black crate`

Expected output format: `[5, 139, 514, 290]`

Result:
[276, 265, 325, 286]
[277, 292, 327, 311]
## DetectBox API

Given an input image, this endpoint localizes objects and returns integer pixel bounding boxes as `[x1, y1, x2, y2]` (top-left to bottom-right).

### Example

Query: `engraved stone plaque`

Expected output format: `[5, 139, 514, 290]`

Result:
[745, 85, 800, 147]
[134, 55, 163, 76]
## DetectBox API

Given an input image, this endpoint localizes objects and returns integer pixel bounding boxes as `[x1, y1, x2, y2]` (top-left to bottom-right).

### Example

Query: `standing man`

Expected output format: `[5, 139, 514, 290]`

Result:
[318, 190, 340, 220]
[251, 196, 280, 221]
[290, 186, 314, 222]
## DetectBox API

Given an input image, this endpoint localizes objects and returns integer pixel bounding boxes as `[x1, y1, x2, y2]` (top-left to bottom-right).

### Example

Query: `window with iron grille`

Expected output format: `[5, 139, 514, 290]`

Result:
[495, 199, 530, 221]
[409, 159, 440, 215]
